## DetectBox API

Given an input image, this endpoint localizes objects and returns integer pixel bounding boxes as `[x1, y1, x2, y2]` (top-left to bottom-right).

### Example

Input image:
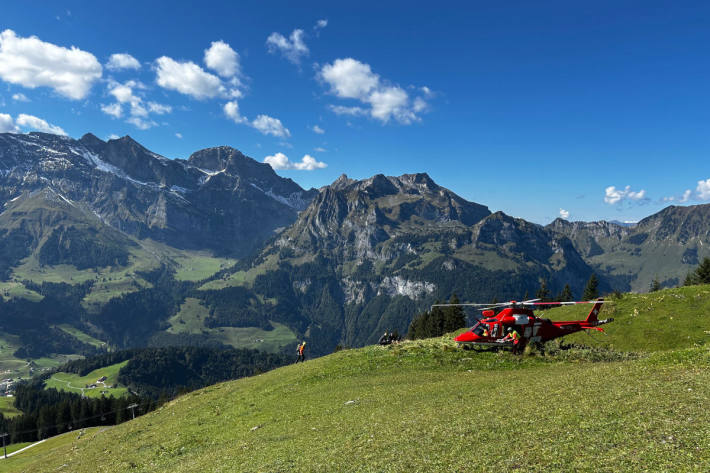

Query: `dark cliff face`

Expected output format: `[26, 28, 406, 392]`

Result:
[0, 132, 317, 256]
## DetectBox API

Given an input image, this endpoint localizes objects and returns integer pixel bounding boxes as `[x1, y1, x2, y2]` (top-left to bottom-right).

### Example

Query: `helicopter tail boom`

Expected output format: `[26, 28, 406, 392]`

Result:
[584, 299, 604, 323]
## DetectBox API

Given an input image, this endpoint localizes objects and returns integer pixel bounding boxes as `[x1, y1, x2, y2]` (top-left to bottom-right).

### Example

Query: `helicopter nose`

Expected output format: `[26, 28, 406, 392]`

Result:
[455, 331, 476, 343]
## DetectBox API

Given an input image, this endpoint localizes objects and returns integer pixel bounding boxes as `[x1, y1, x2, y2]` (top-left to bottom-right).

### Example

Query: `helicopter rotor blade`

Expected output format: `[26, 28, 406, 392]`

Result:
[521, 300, 608, 305]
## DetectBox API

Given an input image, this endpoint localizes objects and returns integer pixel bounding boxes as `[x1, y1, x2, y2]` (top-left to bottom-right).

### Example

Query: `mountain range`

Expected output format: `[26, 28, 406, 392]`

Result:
[1, 132, 709, 359]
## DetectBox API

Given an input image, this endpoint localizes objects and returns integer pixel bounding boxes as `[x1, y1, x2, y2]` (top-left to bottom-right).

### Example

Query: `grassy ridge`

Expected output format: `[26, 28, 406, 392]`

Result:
[542, 284, 710, 351]
[2, 337, 708, 472]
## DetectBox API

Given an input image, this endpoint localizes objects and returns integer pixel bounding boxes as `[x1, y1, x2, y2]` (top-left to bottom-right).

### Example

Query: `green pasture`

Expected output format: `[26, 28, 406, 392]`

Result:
[166, 298, 297, 352]
[44, 361, 129, 399]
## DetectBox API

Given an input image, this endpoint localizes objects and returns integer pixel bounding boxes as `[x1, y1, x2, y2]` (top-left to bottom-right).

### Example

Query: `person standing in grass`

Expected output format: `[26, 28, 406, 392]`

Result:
[296, 341, 306, 363]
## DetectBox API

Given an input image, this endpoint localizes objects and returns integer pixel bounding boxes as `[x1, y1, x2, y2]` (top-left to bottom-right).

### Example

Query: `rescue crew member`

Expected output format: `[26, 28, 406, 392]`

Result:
[296, 341, 306, 363]
[504, 328, 522, 353]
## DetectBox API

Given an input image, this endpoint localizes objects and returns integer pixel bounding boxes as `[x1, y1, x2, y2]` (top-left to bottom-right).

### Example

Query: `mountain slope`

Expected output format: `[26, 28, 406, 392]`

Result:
[0, 132, 316, 256]
[547, 204, 710, 291]
[208, 173, 601, 352]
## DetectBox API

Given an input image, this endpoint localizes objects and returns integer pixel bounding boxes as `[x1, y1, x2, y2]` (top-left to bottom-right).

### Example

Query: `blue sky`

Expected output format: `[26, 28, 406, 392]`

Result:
[1, 0, 709, 223]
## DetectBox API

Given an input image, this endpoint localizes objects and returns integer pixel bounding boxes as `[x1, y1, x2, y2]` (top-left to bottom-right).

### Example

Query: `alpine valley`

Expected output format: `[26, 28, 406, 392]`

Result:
[1, 132, 709, 371]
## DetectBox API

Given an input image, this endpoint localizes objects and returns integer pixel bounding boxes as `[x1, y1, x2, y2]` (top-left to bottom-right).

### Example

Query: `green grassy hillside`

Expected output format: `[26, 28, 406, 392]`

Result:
[542, 284, 710, 351]
[2, 336, 708, 472]
[43, 361, 129, 398]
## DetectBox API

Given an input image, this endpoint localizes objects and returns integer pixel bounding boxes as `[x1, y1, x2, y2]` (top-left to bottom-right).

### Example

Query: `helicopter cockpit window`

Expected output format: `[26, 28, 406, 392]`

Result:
[472, 323, 487, 336]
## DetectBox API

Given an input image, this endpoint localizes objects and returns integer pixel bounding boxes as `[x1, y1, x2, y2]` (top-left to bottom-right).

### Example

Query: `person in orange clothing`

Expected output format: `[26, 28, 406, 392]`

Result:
[295, 341, 306, 363]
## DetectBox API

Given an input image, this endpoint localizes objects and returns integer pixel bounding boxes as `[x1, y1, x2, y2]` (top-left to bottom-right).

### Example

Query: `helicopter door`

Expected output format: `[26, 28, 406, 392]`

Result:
[490, 323, 501, 338]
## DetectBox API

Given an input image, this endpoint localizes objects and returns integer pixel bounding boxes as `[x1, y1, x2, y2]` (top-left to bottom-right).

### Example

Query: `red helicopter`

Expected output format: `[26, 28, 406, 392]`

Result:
[433, 298, 613, 352]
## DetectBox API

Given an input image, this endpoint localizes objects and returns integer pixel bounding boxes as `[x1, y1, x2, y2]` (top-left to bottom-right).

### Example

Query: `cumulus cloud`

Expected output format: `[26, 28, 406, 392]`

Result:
[0, 113, 19, 132]
[663, 189, 693, 203]
[264, 152, 326, 170]
[11, 92, 29, 102]
[204, 40, 240, 78]
[315, 19, 328, 30]
[223, 100, 247, 124]
[147, 101, 172, 114]
[604, 185, 647, 205]
[224, 101, 290, 137]
[126, 116, 157, 130]
[101, 102, 122, 118]
[101, 80, 169, 128]
[155, 56, 237, 100]
[16, 113, 66, 135]
[312, 124, 324, 134]
[328, 104, 367, 116]
[320, 58, 429, 124]
[266, 29, 309, 64]
[697, 179, 710, 200]
[559, 209, 570, 219]
[0, 29, 102, 100]
[252, 114, 290, 138]
[106, 53, 140, 71]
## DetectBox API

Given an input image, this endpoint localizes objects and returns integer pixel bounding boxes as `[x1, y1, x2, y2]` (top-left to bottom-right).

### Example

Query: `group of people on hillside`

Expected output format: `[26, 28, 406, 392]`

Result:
[378, 331, 401, 346]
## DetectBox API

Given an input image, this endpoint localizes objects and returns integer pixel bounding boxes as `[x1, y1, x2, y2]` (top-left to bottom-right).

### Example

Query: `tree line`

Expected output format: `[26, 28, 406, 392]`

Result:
[0, 381, 154, 443]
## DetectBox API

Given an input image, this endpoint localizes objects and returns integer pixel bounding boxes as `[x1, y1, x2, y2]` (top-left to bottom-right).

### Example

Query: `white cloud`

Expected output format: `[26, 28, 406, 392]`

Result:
[204, 40, 240, 79]
[604, 185, 646, 205]
[224, 101, 289, 137]
[369, 86, 416, 124]
[125, 116, 157, 130]
[266, 29, 309, 64]
[264, 152, 327, 171]
[16, 113, 66, 135]
[328, 104, 367, 116]
[101, 103, 122, 118]
[107, 134, 120, 140]
[559, 209, 570, 219]
[321, 58, 378, 99]
[316, 19, 328, 29]
[11, 92, 29, 102]
[0, 113, 19, 132]
[0, 29, 101, 100]
[697, 179, 710, 201]
[314, 147, 326, 152]
[252, 114, 290, 138]
[664, 189, 693, 203]
[224, 100, 247, 124]
[320, 58, 429, 124]
[206, 46, 238, 79]
[106, 53, 140, 71]
[155, 56, 236, 99]
[102, 80, 170, 126]
[175, 132, 183, 139]
[312, 125, 325, 134]
[147, 101, 172, 114]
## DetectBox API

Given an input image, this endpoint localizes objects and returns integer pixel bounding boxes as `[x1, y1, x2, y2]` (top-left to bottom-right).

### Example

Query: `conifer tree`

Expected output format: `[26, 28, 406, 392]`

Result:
[536, 280, 550, 302]
[650, 277, 661, 292]
[558, 284, 573, 302]
[582, 274, 599, 300]
[443, 294, 466, 333]
[685, 257, 710, 286]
